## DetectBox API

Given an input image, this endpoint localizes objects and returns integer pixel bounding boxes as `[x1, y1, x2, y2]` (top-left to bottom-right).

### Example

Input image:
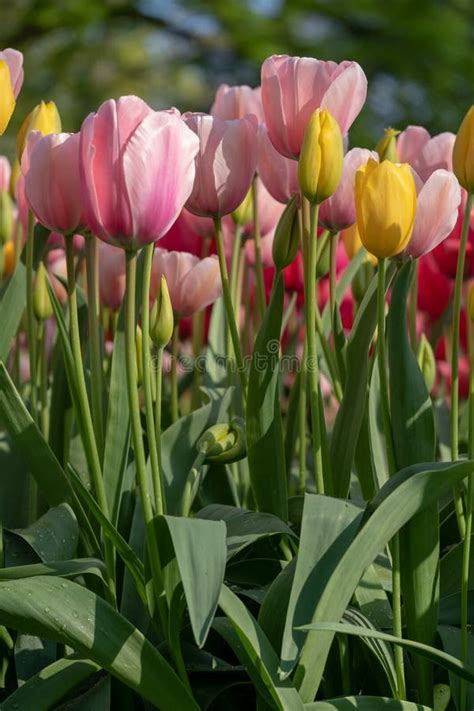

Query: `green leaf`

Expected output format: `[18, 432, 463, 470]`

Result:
[156, 515, 226, 647]
[438, 625, 474, 710]
[1, 656, 102, 710]
[246, 273, 287, 520]
[388, 262, 438, 706]
[204, 297, 228, 390]
[299, 621, 474, 685]
[440, 534, 474, 598]
[0, 576, 199, 710]
[0, 433, 30, 529]
[196, 504, 294, 559]
[280, 495, 363, 674]
[330, 264, 394, 498]
[216, 584, 305, 710]
[293, 460, 474, 702]
[0, 224, 49, 362]
[0, 558, 106, 584]
[10, 503, 78, 562]
[305, 697, 430, 710]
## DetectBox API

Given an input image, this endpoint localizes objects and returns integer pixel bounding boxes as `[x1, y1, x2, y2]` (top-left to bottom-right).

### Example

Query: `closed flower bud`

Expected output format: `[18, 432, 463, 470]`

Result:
[272, 194, 300, 270]
[417, 334, 436, 393]
[33, 262, 53, 321]
[375, 127, 400, 162]
[452, 106, 474, 192]
[232, 186, 253, 226]
[355, 159, 416, 259]
[0, 190, 13, 244]
[298, 108, 343, 204]
[2, 240, 15, 277]
[0, 60, 16, 135]
[197, 418, 246, 464]
[467, 283, 474, 323]
[136, 325, 143, 386]
[16, 100, 62, 159]
[150, 276, 174, 348]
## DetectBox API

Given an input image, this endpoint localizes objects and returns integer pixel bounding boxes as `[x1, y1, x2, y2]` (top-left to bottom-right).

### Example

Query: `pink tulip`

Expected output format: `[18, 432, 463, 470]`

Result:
[397, 125, 430, 165]
[405, 170, 461, 259]
[80, 96, 200, 250]
[0, 48, 24, 98]
[211, 83, 264, 122]
[24, 132, 84, 234]
[261, 54, 367, 159]
[98, 241, 126, 310]
[319, 148, 377, 231]
[0, 156, 11, 192]
[184, 113, 258, 218]
[257, 124, 299, 204]
[414, 132, 455, 182]
[151, 249, 222, 317]
[47, 249, 68, 304]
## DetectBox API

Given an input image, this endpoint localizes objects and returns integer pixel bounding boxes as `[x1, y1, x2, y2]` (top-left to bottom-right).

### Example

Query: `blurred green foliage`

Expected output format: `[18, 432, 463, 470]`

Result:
[1, 0, 473, 156]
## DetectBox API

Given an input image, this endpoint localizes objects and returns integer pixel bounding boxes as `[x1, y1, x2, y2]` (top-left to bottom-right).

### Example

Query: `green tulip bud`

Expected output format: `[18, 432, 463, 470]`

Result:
[272, 194, 300, 270]
[197, 418, 246, 464]
[375, 127, 400, 162]
[0, 191, 13, 244]
[33, 262, 53, 321]
[150, 276, 174, 348]
[417, 334, 436, 394]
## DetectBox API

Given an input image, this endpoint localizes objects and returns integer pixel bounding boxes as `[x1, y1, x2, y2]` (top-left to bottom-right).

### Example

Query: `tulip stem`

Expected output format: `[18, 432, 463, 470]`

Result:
[298, 338, 307, 494]
[214, 216, 248, 396]
[377, 256, 406, 700]
[451, 192, 473, 540]
[252, 177, 266, 320]
[124, 250, 167, 628]
[85, 237, 104, 458]
[141, 243, 165, 515]
[25, 211, 38, 424]
[329, 229, 338, 326]
[409, 260, 418, 351]
[155, 346, 164, 470]
[37, 320, 49, 439]
[460, 313, 474, 711]
[64, 235, 116, 605]
[305, 202, 324, 495]
[170, 323, 179, 423]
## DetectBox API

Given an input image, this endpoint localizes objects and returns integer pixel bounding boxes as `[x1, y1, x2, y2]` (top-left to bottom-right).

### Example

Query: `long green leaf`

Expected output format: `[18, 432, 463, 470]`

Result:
[0, 576, 199, 710]
[0, 558, 106, 583]
[246, 273, 287, 520]
[438, 625, 474, 711]
[306, 697, 430, 710]
[293, 460, 474, 702]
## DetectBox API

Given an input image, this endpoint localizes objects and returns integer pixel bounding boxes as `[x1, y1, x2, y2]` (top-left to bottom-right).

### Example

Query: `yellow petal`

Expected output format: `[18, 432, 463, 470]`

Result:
[0, 60, 16, 136]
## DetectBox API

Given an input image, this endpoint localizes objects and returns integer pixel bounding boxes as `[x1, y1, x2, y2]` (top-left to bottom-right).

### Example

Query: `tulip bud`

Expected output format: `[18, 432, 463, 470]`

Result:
[136, 325, 143, 386]
[298, 108, 343, 204]
[316, 232, 331, 278]
[9, 158, 20, 198]
[197, 418, 246, 464]
[0, 60, 16, 136]
[0, 191, 13, 244]
[272, 194, 300, 270]
[375, 127, 400, 162]
[16, 100, 62, 159]
[150, 276, 174, 348]
[453, 106, 474, 192]
[355, 159, 416, 259]
[33, 262, 53, 321]
[467, 283, 474, 323]
[2, 240, 15, 277]
[232, 186, 253, 226]
[417, 334, 436, 393]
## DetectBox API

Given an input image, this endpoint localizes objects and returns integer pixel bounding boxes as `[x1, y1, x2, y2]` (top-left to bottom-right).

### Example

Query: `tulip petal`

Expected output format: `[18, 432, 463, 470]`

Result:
[321, 62, 368, 135]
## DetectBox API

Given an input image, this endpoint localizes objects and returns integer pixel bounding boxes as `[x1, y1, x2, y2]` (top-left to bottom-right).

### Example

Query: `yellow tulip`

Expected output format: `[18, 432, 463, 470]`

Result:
[298, 108, 343, 204]
[355, 158, 416, 259]
[453, 106, 474, 193]
[0, 60, 16, 136]
[16, 100, 62, 159]
[375, 127, 400, 162]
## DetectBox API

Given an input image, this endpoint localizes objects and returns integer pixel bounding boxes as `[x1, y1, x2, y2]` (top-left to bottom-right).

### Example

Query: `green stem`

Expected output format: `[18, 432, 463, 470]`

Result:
[337, 634, 351, 696]
[26, 212, 38, 423]
[377, 256, 405, 700]
[298, 339, 307, 495]
[124, 251, 168, 628]
[213, 216, 248, 395]
[227, 224, 243, 360]
[304, 202, 324, 494]
[155, 346, 164, 471]
[460, 313, 474, 711]
[85, 237, 104, 458]
[315, 302, 343, 401]
[451, 193, 473, 539]
[409, 260, 418, 351]
[329, 230, 338, 324]
[142, 243, 165, 515]
[64, 235, 116, 605]
[37, 320, 49, 439]
[252, 177, 266, 320]
[170, 323, 179, 423]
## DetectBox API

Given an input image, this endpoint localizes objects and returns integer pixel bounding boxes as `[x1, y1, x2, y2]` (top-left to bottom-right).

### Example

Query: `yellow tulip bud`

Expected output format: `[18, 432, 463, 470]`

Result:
[16, 101, 62, 159]
[355, 159, 416, 259]
[33, 262, 53, 321]
[0, 60, 16, 136]
[150, 276, 174, 348]
[453, 106, 474, 193]
[9, 158, 20, 198]
[232, 186, 253, 226]
[417, 334, 436, 394]
[298, 108, 343, 204]
[3, 240, 16, 277]
[375, 127, 400, 162]
[272, 194, 300, 270]
[467, 282, 474, 323]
